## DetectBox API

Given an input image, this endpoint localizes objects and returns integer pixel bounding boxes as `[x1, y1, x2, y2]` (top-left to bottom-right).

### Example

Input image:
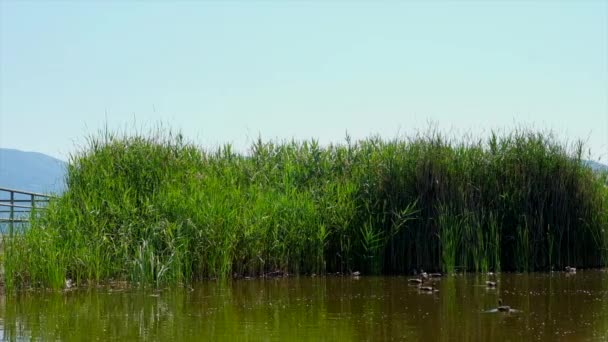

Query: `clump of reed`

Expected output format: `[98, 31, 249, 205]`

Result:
[3, 128, 607, 289]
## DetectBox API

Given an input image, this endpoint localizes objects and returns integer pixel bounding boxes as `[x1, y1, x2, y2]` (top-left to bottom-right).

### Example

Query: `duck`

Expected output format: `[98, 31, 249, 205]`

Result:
[408, 277, 424, 285]
[420, 269, 429, 279]
[429, 272, 442, 278]
[497, 299, 511, 312]
[486, 281, 497, 288]
[419, 282, 438, 293]
[565, 266, 577, 273]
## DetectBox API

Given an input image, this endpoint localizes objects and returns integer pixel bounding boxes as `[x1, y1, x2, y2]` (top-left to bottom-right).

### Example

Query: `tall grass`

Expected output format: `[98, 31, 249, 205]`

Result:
[3, 128, 608, 289]
[437, 206, 462, 274]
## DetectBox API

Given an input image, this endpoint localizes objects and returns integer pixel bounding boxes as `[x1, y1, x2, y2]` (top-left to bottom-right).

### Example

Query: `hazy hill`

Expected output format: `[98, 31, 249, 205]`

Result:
[584, 160, 608, 173]
[0, 148, 66, 195]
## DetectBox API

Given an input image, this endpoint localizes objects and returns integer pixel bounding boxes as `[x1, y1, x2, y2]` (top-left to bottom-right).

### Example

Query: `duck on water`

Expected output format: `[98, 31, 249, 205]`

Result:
[408, 269, 441, 284]
[485, 299, 519, 313]
[408, 269, 426, 284]
[408, 277, 424, 285]
[418, 282, 439, 293]
[497, 299, 513, 312]
[418, 269, 443, 278]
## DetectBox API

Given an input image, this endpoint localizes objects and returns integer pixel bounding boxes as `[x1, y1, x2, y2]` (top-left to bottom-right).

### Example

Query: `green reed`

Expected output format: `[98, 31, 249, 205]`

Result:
[437, 206, 461, 274]
[3, 127, 607, 289]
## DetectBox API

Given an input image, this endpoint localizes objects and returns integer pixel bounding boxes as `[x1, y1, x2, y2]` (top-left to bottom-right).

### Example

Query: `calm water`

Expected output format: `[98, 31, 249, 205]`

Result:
[1, 271, 608, 341]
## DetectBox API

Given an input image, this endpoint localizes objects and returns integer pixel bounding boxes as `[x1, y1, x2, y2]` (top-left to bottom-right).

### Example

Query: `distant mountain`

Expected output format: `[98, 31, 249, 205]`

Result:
[584, 160, 608, 173]
[0, 148, 66, 195]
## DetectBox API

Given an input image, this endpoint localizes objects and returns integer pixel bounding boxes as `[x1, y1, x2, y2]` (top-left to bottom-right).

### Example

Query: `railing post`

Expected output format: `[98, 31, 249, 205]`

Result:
[9, 189, 14, 235]
[31, 193, 35, 222]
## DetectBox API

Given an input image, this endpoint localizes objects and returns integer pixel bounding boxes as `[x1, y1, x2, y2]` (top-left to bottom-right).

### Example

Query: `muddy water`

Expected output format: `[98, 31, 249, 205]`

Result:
[1, 271, 607, 341]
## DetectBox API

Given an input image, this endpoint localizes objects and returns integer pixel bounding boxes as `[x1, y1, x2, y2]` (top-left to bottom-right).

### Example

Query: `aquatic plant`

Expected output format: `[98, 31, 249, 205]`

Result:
[3, 127, 607, 289]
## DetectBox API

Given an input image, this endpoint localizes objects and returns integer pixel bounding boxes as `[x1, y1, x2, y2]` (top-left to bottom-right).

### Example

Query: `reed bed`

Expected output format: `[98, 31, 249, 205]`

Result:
[3, 128, 607, 289]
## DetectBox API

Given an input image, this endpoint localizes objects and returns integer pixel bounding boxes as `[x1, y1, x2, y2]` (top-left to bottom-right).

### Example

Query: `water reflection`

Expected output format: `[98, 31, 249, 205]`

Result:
[1, 271, 607, 340]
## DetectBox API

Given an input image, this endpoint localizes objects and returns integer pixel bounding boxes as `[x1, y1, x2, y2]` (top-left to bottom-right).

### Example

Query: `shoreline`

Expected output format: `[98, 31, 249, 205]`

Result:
[2, 268, 607, 294]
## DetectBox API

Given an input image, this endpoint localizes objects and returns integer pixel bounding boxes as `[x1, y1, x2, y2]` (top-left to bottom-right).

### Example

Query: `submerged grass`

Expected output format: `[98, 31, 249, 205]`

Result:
[3, 128, 608, 289]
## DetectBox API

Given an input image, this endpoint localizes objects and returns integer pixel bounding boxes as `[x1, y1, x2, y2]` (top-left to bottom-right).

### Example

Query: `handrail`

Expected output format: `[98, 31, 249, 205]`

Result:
[0, 187, 56, 226]
[0, 203, 46, 209]
[0, 218, 30, 223]
[0, 199, 52, 203]
[0, 186, 56, 198]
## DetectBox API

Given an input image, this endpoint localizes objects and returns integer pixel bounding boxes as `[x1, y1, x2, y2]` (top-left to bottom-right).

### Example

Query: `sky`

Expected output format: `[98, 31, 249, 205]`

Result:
[1, 1, 607, 162]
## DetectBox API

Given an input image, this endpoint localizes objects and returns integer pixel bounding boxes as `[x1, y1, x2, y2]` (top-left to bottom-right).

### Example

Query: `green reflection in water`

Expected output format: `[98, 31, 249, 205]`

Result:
[1, 271, 608, 341]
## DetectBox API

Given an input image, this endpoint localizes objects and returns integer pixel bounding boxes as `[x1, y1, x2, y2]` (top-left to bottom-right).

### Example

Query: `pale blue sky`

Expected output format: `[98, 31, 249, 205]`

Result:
[1, 1, 607, 161]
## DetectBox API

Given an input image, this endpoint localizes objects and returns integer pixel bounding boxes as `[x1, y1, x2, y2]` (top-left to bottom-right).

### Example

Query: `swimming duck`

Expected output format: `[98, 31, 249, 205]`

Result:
[408, 277, 424, 285]
[420, 269, 429, 279]
[419, 283, 438, 292]
[486, 281, 497, 288]
[565, 266, 576, 273]
[497, 299, 511, 312]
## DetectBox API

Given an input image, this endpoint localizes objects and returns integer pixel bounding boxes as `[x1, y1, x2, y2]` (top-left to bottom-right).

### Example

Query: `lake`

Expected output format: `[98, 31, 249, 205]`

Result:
[1, 270, 607, 340]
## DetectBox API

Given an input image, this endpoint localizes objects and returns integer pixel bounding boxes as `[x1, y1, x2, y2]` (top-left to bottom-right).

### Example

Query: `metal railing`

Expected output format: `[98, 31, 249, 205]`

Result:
[0, 187, 55, 224]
